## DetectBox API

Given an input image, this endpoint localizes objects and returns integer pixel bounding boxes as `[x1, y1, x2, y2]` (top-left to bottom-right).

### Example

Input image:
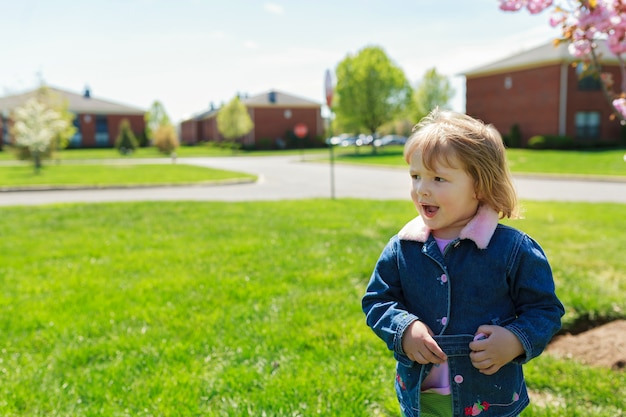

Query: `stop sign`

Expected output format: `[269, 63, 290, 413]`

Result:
[325, 69, 333, 107]
[294, 123, 308, 139]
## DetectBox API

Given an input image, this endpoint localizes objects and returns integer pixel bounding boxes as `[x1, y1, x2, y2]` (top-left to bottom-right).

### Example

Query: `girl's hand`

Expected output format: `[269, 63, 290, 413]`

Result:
[402, 321, 447, 364]
[469, 325, 525, 375]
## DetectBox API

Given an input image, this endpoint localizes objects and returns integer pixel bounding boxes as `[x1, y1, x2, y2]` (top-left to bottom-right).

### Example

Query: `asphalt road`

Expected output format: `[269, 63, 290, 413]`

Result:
[1, 155, 625, 206]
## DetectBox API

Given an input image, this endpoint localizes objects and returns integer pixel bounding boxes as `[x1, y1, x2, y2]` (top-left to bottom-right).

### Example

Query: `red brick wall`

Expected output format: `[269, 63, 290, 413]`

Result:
[565, 64, 621, 141]
[76, 113, 144, 148]
[189, 106, 322, 148]
[206, 118, 219, 142]
[251, 107, 321, 142]
[180, 119, 199, 145]
[466, 65, 561, 145]
[466, 63, 622, 145]
[80, 114, 96, 147]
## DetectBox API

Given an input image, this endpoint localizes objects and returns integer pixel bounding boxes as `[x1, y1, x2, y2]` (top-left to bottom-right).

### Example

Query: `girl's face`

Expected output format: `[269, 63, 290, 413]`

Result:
[409, 149, 480, 240]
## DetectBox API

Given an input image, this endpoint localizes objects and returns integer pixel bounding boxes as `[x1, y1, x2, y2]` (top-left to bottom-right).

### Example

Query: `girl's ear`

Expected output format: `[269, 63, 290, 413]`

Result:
[473, 184, 482, 200]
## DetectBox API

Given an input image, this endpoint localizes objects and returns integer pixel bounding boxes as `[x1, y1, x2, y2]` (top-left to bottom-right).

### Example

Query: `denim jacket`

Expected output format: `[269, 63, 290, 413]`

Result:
[362, 206, 564, 417]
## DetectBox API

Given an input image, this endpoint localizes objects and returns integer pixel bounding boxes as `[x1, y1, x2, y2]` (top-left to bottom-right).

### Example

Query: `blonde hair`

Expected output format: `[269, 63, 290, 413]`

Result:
[404, 108, 519, 219]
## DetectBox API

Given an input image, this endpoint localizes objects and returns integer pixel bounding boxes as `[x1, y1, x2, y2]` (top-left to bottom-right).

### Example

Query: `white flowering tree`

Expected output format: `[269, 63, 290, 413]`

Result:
[499, 0, 626, 121]
[12, 98, 70, 173]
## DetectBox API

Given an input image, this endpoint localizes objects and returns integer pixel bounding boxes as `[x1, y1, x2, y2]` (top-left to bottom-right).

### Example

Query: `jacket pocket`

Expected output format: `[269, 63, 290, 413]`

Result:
[395, 361, 421, 414]
[450, 358, 528, 416]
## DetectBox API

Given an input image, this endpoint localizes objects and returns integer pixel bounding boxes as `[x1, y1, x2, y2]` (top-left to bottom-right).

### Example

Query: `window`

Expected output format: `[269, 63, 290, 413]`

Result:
[576, 63, 601, 91]
[95, 116, 109, 147]
[504, 76, 512, 90]
[575, 111, 600, 139]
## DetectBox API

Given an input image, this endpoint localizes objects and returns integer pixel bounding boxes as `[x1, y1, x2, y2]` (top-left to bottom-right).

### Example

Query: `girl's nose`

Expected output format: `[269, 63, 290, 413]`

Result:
[415, 180, 429, 196]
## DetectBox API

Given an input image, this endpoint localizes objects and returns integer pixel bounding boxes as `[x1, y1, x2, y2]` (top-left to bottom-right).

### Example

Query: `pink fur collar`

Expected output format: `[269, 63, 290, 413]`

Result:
[397, 205, 500, 249]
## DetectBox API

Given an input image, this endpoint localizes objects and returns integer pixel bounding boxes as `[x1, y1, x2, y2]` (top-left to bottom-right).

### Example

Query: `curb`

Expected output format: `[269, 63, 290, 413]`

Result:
[0, 177, 257, 193]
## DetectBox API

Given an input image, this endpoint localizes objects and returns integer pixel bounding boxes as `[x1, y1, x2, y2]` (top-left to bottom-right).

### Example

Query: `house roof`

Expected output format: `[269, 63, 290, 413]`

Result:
[188, 90, 321, 122]
[463, 39, 619, 77]
[0, 86, 145, 115]
[242, 90, 320, 107]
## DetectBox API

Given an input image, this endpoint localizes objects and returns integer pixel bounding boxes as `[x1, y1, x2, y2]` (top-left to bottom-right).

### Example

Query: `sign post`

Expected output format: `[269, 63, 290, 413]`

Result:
[294, 123, 308, 161]
[325, 69, 336, 199]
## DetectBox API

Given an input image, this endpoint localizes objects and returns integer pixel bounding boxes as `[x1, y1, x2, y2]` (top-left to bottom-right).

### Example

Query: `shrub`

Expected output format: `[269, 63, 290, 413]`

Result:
[115, 119, 139, 155]
[256, 137, 273, 150]
[153, 124, 179, 154]
[508, 124, 522, 148]
[528, 134, 574, 149]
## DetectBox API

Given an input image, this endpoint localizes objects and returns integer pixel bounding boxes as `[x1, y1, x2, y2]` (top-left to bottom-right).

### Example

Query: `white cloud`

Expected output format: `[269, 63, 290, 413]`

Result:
[209, 31, 228, 40]
[263, 2, 284, 15]
[243, 40, 258, 49]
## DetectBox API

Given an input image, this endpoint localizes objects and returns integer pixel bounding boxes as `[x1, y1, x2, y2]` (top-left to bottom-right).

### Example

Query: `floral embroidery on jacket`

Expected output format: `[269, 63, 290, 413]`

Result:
[396, 373, 407, 390]
[464, 401, 489, 416]
[464, 392, 519, 415]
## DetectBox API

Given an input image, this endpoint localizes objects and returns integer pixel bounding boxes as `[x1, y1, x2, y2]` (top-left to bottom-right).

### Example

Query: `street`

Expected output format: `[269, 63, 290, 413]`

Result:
[0, 155, 625, 206]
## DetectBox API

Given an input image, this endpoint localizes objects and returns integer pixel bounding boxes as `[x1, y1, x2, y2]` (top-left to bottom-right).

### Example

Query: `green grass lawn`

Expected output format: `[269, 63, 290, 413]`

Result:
[1, 200, 624, 416]
[333, 146, 626, 178]
[0, 145, 234, 161]
[0, 145, 325, 161]
[0, 164, 255, 188]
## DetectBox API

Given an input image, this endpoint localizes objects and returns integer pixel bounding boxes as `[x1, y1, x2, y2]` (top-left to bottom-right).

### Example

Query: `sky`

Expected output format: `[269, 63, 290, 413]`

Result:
[1, 0, 562, 124]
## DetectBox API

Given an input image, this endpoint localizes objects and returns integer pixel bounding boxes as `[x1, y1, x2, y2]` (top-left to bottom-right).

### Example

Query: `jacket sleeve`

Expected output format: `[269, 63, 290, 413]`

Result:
[505, 233, 565, 364]
[362, 237, 418, 364]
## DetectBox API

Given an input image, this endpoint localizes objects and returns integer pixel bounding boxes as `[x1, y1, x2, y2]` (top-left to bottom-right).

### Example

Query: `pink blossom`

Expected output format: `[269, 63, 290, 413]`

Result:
[499, 0, 524, 12]
[499, 0, 626, 120]
[568, 39, 593, 57]
[499, 0, 552, 14]
[549, 13, 566, 27]
[612, 98, 626, 119]
[527, 0, 553, 14]
[608, 32, 626, 55]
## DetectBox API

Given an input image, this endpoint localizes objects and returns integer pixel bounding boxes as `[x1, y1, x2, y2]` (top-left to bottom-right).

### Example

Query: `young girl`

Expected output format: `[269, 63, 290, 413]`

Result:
[362, 109, 564, 417]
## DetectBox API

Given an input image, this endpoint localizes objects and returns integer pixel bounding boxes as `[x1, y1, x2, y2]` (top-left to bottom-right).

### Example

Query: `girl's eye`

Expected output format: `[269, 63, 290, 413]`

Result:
[411, 174, 420, 180]
[435, 177, 445, 182]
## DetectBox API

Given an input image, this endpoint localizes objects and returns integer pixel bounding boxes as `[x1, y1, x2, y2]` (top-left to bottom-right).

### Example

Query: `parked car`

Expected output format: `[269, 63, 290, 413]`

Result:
[339, 135, 358, 147]
[375, 134, 407, 147]
[334, 133, 378, 147]
[355, 134, 376, 146]
[325, 134, 356, 146]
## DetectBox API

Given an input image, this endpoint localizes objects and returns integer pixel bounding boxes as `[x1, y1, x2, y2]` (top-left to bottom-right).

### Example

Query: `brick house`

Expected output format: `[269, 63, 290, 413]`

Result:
[463, 40, 622, 147]
[180, 90, 323, 149]
[0, 86, 146, 148]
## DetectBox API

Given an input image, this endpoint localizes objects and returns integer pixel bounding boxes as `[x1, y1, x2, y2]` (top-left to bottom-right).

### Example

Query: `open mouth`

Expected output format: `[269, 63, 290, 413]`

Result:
[421, 204, 439, 217]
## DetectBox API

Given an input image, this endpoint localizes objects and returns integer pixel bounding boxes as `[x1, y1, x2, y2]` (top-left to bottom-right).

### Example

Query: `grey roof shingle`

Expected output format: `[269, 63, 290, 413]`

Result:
[463, 39, 619, 77]
[242, 90, 320, 107]
[0, 86, 145, 115]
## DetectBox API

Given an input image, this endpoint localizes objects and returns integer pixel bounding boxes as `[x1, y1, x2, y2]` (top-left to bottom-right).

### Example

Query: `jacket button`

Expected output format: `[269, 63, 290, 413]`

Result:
[440, 274, 448, 283]
[440, 317, 448, 325]
[454, 375, 463, 384]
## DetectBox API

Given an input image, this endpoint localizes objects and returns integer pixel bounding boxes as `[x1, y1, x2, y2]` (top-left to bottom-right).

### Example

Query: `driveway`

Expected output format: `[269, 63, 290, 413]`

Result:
[0, 155, 625, 206]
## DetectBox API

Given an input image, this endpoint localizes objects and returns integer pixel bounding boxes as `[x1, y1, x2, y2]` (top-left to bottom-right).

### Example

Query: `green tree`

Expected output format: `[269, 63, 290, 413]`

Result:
[334, 46, 412, 141]
[411, 67, 455, 123]
[145, 100, 171, 144]
[115, 119, 139, 155]
[217, 96, 253, 150]
[11, 98, 70, 173]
